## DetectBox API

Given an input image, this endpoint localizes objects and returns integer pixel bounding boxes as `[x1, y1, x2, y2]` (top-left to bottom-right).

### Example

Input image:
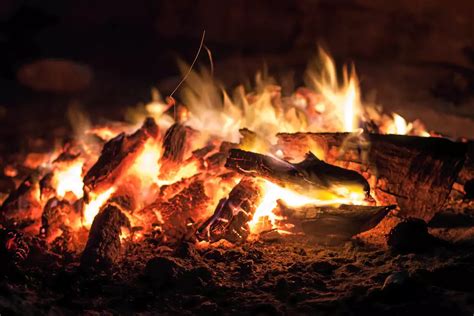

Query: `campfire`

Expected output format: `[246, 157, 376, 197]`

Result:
[1, 47, 473, 314]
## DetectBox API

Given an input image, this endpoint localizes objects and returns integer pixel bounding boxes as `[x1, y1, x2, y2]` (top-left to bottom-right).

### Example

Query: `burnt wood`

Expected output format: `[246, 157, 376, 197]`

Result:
[83, 117, 158, 202]
[161, 123, 189, 163]
[225, 148, 370, 200]
[277, 132, 467, 220]
[0, 174, 41, 227]
[279, 203, 395, 242]
[80, 204, 130, 269]
[197, 177, 264, 243]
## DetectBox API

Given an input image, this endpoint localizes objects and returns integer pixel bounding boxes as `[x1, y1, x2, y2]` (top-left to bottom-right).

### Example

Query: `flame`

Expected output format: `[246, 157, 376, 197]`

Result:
[248, 180, 367, 234]
[54, 159, 84, 199]
[82, 187, 116, 227]
[305, 48, 361, 132]
[130, 138, 162, 187]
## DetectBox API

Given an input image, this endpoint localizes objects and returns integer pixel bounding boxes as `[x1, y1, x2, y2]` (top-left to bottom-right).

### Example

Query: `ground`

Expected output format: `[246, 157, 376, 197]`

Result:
[1, 227, 474, 315]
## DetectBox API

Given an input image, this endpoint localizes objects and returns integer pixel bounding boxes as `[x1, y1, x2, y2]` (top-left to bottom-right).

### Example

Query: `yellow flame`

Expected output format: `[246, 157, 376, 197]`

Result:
[54, 159, 84, 199]
[305, 48, 360, 132]
[249, 180, 367, 234]
[130, 138, 162, 186]
[386, 113, 412, 135]
[83, 187, 116, 226]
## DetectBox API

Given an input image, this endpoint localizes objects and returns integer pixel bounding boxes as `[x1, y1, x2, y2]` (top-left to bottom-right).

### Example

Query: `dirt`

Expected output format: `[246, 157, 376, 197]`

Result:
[1, 228, 474, 315]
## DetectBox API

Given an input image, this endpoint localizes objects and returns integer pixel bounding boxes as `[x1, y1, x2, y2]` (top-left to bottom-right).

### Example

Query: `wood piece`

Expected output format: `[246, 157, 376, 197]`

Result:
[83, 117, 158, 202]
[197, 177, 264, 243]
[80, 204, 130, 269]
[141, 179, 209, 242]
[161, 123, 189, 163]
[277, 132, 467, 221]
[0, 175, 41, 227]
[457, 140, 474, 184]
[279, 203, 395, 243]
[225, 148, 370, 200]
[40, 198, 74, 240]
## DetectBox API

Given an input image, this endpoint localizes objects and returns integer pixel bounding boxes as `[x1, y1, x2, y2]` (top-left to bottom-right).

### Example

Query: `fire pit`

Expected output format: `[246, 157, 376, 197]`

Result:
[1, 17, 474, 315]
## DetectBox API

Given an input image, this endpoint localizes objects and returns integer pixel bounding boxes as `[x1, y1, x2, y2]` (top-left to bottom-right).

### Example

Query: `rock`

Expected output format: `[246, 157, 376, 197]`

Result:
[203, 248, 224, 261]
[174, 241, 200, 261]
[382, 271, 409, 291]
[307, 260, 337, 275]
[387, 218, 435, 253]
[145, 256, 185, 289]
[17, 59, 93, 93]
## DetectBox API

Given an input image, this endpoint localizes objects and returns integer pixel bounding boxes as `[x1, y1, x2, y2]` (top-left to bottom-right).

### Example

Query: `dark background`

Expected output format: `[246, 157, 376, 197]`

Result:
[0, 0, 473, 149]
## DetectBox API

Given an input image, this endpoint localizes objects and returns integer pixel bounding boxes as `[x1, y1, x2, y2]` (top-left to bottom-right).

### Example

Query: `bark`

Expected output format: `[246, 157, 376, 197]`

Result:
[277, 132, 467, 220]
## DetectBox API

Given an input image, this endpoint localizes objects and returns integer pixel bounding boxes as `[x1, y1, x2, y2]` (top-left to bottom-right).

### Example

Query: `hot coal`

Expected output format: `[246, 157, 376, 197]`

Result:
[197, 177, 264, 243]
[80, 204, 130, 269]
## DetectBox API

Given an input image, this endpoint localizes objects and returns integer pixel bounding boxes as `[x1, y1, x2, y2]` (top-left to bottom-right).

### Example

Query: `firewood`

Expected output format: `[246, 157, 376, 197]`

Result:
[142, 179, 209, 242]
[161, 123, 189, 163]
[40, 198, 74, 240]
[277, 132, 467, 220]
[225, 148, 370, 200]
[83, 118, 159, 202]
[457, 141, 474, 190]
[0, 175, 41, 227]
[197, 177, 264, 243]
[278, 203, 395, 243]
[80, 204, 130, 269]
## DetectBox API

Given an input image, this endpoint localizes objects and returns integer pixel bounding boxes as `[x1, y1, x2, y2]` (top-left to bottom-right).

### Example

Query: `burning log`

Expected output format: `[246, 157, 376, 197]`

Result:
[458, 141, 474, 196]
[40, 198, 74, 240]
[161, 123, 190, 163]
[225, 148, 370, 200]
[279, 203, 395, 242]
[140, 179, 209, 242]
[0, 175, 41, 227]
[277, 133, 467, 220]
[80, 204, 130, 269]
[83, 117, 159, 202]
[197, 177, 265, 243]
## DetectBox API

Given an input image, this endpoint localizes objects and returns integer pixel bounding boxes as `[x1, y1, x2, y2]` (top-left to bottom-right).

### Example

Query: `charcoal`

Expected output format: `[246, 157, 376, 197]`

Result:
[0, 174, 41, 226]
[145, 256, 186, 289]
[40, 198, 74, 239]
[83, 117, 159, 202]
[80, 204, 130, 269]
[197, 177, 264, 243]
[0, 228, 30, 265]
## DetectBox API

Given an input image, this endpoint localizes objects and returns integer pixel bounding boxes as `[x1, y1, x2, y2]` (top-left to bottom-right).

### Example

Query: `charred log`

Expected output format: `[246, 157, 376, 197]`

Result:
[40, 198, 74, 240]
[0, 175, 41, 227]
[197, 177, 264, 243]
[457, 141, 474, 190]
[279, 203, 395, 243]
[0, 228, 30, 266]
[39, 172, 55, 201]
[161, 123, 189, 163]
[83, 117, 159, 202]
[80, 204, 130, 269]
[225, 148, 370, 200]
[139, 178, 209, 243]
[277, 132, 467, 220]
